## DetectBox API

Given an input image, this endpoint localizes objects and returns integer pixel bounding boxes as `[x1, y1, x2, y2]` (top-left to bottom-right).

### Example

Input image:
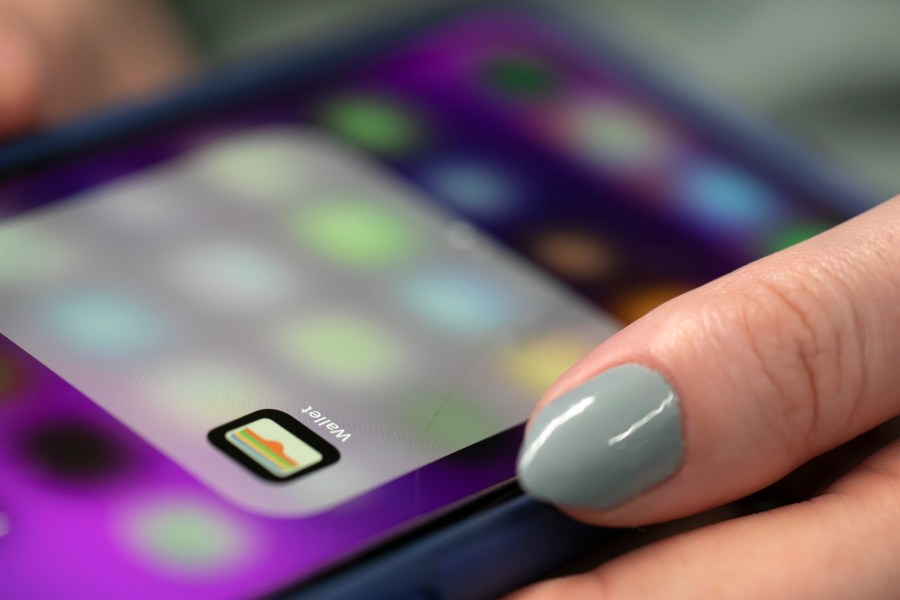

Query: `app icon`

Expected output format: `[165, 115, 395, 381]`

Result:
[481, 55, 560, 99]
[529, 228, 616, 282]
[293, 197, 420, 268]
[556, 98, 673, 170]
[41, 290, 166, 360]
[209, 409, 339, 482]
[119, 498, 252, 576]
[420, 157, 523, 220]
[397, 267, 520, 336]
[318, 94, 426, 155]
[675, 160, 785, 233]
[190, 128, 315, 200]
[169, 240, 298, 313]
[0, 226, 72, 285]
[502, 333, 594, 395]
[273, 312, 407, 386]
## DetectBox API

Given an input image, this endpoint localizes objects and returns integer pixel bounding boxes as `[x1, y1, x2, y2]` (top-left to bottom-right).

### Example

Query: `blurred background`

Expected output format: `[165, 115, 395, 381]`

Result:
[181, 0, 900, 195]
[5, 0, 897, 195]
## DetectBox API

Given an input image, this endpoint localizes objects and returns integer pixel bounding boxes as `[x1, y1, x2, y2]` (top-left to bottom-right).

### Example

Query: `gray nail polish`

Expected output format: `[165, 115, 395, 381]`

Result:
[517, 363, 683, 509]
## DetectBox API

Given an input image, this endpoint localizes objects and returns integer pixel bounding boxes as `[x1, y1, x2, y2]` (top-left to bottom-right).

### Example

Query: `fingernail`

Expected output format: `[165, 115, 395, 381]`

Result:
[517, 363, 683, 509]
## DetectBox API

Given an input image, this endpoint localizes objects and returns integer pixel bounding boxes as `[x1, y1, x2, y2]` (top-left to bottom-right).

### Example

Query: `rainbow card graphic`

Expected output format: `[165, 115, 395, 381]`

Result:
[225, 417, 323, 478]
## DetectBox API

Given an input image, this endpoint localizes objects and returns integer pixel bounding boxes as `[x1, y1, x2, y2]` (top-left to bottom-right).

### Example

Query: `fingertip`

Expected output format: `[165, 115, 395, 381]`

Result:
[517, 363, 684, 515]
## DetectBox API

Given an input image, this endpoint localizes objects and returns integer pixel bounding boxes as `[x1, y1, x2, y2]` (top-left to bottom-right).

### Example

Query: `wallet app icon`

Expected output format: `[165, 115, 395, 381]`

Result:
[209, 409, 340, 482]
[227, 419, 321, 477]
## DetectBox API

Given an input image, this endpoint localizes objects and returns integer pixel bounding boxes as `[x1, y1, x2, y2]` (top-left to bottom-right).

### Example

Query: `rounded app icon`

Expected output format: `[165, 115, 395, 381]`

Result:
[272, 312, 406, 386]
[529, 227, 616, 282]
[208, 409, 340, 482]
[675, 160, 785, 233]
[558, 98, 674, 170]
[169, 241, 299, 313]
[420, 157, 524, 220]
[318, 94, 426, 155]
[502, 333, 595, 395]
[119, 497, 256, 576]
[397, 267, 520, 336]
[40, 290, 167, 360]
[481, 54, 560, 99]
[293, 198, 421, 268]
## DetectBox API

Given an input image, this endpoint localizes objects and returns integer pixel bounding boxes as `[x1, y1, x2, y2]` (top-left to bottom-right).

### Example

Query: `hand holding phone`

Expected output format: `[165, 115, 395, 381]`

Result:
[0, 5, 870, 598]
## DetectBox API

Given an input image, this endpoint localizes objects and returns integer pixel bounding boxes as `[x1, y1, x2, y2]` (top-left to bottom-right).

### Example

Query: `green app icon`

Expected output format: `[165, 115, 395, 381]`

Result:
[293, 198, 420, 267]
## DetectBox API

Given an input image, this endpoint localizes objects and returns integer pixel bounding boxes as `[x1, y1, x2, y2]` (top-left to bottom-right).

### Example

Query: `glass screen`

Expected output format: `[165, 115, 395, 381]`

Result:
[0, 7, 853, 598]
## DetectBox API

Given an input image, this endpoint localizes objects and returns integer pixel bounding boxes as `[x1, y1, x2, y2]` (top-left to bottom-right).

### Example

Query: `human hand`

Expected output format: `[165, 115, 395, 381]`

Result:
[513, 197, 900, 598]
[0, 0, 191, 137]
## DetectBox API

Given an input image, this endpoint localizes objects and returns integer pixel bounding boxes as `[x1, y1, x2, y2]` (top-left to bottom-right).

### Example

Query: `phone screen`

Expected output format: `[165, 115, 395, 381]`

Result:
[0, 7, 853, 598]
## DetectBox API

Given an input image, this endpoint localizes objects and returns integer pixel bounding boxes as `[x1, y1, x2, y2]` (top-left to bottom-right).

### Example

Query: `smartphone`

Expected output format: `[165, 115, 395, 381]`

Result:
[0, 4, 874, 599]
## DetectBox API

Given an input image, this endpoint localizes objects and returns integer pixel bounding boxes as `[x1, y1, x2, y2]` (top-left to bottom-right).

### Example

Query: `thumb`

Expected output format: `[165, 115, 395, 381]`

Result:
[517, 196, 900, 525]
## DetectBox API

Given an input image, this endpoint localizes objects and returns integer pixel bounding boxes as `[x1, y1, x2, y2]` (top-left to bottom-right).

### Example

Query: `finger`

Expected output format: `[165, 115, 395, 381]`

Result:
[511, 436, 900, 600]
[517, 196, 900, 524]
[46, 0, 193, 119]
[0, 18, 41, 136]
[0, 0, 192, 135]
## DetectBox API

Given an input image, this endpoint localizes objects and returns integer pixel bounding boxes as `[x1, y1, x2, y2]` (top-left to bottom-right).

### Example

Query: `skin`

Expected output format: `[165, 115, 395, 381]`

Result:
[4, 5, 899, 596]
[512, 197, 900, 599]
[0, 0, 191, 137]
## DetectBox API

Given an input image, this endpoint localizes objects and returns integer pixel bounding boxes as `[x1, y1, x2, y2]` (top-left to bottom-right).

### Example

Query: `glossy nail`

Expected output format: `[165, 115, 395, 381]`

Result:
[517, 363, 683, 509]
